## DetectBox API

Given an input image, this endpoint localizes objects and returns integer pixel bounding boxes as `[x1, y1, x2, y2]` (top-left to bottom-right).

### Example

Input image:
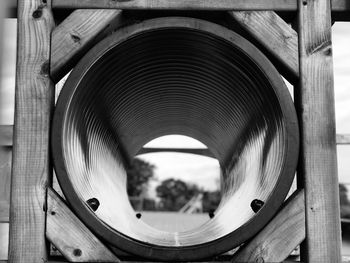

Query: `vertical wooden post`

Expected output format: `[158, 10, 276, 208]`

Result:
[8, 0, 55, 262]
[297, 0, 342, 262]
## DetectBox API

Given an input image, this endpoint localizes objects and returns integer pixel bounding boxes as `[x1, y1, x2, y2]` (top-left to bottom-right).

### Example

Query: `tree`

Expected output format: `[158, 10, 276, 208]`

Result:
[127, 158, 155, 197]
[202, 191, 221, 213]
[156, 178, 201, 211]
[340, 183, 350, 219]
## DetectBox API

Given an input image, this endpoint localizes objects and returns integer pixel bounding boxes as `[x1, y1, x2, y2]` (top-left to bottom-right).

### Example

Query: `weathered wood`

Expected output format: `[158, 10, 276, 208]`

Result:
[0, 126, 12, 146]
[51, 0, 350, 13]
[46, 188, 120, 262]
[4, 0, 16, 18]
[228, 11, 298, 83]
[0, 147, 11, 222]
[8, 0, 55, 262]
[232, 190, 305, 262]
[51, 9, 124, 83]
[52, 0, 297, 10]
[2, 125, 350, 147]
[0, 223, 9, 260]
[296, 0, 342, 262]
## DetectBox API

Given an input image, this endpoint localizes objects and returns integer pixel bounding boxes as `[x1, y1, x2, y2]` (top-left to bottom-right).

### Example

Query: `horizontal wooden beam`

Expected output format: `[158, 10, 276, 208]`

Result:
[52, 0, 297, 11]
[51, 0, 350, 13]
[0, 147, 12, 222]
[0, 125, 12, 146]
[2, 125, 350, 147]
[3, 0, 17, 18]
[46, 188, 120, 262]
[51, 9, 124, 83]
[0, 223, 9, 261]
[232, 190, 305, 262]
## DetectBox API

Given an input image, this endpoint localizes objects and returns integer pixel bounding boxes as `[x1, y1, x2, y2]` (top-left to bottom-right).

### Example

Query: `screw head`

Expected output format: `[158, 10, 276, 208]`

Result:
[73, 248, 82, 257]
[86, 198, 100, 211]
[251, 199, 264, 213]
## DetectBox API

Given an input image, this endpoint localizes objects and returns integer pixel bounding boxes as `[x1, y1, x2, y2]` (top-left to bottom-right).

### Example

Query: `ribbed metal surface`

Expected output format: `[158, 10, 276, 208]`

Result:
[52, 18, 299, 260]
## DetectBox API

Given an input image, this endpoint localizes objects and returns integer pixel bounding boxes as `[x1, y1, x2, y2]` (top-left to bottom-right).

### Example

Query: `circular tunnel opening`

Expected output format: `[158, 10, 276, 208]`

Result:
[52, 17, 299, 261]
[128, 135, 221, 232]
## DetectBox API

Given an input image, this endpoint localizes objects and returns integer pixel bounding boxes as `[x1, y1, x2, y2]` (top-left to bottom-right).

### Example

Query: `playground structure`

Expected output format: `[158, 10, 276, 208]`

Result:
[1, 0, 350, 262]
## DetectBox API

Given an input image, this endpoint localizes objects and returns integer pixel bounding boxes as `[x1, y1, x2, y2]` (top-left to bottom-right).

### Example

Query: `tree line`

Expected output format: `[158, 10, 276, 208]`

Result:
[127, 158, 220, 212]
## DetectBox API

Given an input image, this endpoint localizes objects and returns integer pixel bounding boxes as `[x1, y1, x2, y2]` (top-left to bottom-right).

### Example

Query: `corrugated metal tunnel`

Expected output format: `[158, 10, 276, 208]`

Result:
[51, 17, 299, 261]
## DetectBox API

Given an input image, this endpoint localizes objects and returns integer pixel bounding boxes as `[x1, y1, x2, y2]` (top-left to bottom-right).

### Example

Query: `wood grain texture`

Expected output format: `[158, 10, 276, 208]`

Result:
[0, 223, 9, 260]
[50, 0, 350, 12]
[46, 188, 120, 262]
[8, 0, 55, 262]
[296, 0, 342, 262]
[232, 190, 305, 262]
[52, 0, 298, 10]
[0, 147, 11, 221]
[0, 125, 12, 146]
[50, 9, 123, 82]
[228, 11, 298, 83]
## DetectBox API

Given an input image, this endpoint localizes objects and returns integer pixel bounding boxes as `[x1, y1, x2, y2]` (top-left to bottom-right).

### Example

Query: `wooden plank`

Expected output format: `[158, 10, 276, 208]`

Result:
[46, 188, 120, 262]
[4, 0, 16, 18]
[50, 9, 124, 83]
[0, 147, 11, 222]
[2, 124, 350, 147]
[52, 0, 297, 10]
[6, 0, 350, 21]
[232, 190, 305, 262]
[0, 126, 12, 146]
[228, 11, 298, 84]
[8, 0, 55, 262]
[296, 0, 342, 262]
[0, 223, 9, 260]
[51, 0, 350, 13]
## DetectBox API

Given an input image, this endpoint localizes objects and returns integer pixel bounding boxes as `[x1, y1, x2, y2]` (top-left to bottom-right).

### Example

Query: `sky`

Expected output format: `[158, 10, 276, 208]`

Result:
[1, 19, 350, 191]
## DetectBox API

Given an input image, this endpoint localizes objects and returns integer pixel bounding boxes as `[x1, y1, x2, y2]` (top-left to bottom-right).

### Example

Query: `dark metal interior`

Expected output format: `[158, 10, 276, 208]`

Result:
[52, 18, 299, 260]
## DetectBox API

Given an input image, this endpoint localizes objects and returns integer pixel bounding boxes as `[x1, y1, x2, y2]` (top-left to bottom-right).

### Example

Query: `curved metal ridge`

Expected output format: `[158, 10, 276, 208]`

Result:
[52, 17, 299, 261]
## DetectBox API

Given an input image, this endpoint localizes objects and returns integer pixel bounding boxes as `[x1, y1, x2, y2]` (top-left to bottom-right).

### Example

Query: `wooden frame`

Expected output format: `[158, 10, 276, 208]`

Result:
[2, 0, 347, 262]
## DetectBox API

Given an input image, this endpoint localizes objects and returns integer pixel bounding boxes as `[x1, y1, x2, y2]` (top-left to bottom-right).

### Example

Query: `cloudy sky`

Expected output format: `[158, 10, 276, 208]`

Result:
[1, 19, 349, 190]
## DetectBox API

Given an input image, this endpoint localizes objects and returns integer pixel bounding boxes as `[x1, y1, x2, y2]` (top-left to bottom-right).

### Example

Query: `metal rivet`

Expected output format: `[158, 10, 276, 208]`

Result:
[73, 248, 82, 257]
[208, 210, 215, 219]
[136, 213, 142, 219]
[251, 199, 264, 213]
[86, 198, 100, 211]
[51, 211, 56, 216]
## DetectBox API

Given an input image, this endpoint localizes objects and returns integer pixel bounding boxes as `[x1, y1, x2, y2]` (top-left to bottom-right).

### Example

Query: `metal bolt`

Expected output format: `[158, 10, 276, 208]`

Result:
[86, 198, 100, 211]
[73, 248, 82, 257]
[208, 210, 215, 219]
[251, 199, 264, 213]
